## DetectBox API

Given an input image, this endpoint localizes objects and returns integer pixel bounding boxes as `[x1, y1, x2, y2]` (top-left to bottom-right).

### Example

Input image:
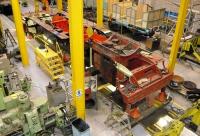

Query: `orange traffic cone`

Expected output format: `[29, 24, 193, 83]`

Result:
[130, 107, 141, 119]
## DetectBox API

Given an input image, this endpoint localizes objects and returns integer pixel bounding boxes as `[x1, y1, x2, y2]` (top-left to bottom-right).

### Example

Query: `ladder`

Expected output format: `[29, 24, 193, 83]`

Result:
[4, 29, 17, 47]
[105, 111, 133, 136]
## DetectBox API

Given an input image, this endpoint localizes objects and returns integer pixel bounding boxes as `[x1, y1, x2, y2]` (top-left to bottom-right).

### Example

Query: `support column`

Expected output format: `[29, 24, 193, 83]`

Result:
[57, 0, 63, 12]
[97, 0, 103, 27]
[0, 19, 3, 37]
[42, 0, 50, 12]
[34, 0, 39, 14]
[11, 0, 29, 66]
[68, 0, 85, 119]
[168, 0, 190, 72]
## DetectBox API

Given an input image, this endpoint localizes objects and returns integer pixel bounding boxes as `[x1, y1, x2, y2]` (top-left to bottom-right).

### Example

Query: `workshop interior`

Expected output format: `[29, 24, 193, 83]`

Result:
[0, 0, 199, 135]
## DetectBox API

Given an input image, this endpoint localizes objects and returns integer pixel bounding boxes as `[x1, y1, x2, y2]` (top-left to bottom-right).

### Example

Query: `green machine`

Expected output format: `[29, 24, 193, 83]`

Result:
[179, 35, 200, 64]
[0, 81, 77, 136]
[147, 99, 200, 136]
[180, 99, 200, 129]
[0, 70, 6, 110]
[0, 70, 31, 110]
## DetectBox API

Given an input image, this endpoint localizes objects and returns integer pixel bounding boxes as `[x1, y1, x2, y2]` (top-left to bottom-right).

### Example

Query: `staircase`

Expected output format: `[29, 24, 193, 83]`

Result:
[35, 46, 64, 80]
[105, 111, 133, 136]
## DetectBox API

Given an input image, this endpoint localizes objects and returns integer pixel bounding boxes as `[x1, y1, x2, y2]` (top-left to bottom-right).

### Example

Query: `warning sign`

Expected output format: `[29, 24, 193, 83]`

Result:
[76, 90, 82, 97]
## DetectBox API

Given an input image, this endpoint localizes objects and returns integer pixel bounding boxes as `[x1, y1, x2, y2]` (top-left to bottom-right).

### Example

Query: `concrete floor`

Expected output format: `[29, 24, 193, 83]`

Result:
[0, 1, 200, 136]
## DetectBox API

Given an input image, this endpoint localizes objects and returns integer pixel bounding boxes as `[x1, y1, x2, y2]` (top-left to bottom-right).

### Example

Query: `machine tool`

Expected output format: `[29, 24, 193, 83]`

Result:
[146, 99, 200, 136]
[180, 99, 200, 131]
[0, 69, 31, 101]
[0, 54, 11, 74]
[0, 82, 76, 136]
[179, 35, 200, 64]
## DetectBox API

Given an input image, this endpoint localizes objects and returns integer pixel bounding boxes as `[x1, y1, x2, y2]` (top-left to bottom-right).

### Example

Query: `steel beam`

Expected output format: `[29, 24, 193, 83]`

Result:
[11, 0, 29, 66]
[97, 0, 103, 27]
[68, 0, 85, 119]
[168, 0, 190, 72]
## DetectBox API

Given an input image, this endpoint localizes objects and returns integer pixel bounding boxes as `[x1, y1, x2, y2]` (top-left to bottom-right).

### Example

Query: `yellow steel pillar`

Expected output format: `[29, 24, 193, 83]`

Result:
[45, 0, 50, 12]
[42, 0, 50, 12]
[11, 0, 29, 66]
[57, 0, 63, 12]
[168, 0, 190, 72]
[0, 19, 3, 37]
[97, 0, 103, 27]
[68, 0, 85, 119]
[34, 0, 39, 14]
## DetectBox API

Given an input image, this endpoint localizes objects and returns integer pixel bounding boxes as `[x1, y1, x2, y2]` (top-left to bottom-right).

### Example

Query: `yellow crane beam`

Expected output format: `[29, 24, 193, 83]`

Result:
[68, 0, 85, 119]
[57, 0, 63, 12]
[11, 0, 29, 66]
[97, 0, 103, 27]
[168, 0, 190, 72]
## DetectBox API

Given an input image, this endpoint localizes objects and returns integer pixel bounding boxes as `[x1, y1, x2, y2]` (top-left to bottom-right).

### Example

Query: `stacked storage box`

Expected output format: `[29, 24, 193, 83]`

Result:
[112, 1, 132, 22]
[126, 7, 136, 25]
[103, 0, 119, 17]
[136, 3, 152, 20]
[125, 3, 151, 26]
[142, 8, 165, 28]
[125, 4, 165, 29]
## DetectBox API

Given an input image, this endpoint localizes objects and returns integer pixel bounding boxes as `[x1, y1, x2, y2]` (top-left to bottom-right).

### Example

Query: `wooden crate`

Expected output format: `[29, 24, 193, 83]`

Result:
[142, 8, 165, 28]
[103, 0, 119, 17]
[143, 8, 165, 21]
[136, 3, 152, 20]
[112, 1, 132, 19]
[126, 7, 136, 25]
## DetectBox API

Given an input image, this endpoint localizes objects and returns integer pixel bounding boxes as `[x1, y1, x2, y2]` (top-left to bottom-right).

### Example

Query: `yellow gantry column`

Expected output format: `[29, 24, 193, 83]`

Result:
[45, 0, 50, 12]
[57, 0, 63, 12]
[168, 0, 190, 72]
[11, 0, 29, 66]
[34, 0, 39, 14]
[68, 0, 85, 119]
[0, 19, 3, 37]
[42, 0, 50, 12]
[97, 0, 103, 27]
